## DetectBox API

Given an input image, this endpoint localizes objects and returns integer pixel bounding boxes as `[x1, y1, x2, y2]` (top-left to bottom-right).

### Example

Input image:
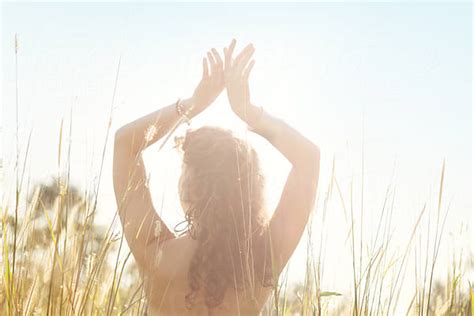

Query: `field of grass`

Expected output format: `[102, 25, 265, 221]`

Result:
[1, 131, 472, 315]
[1, 41, 472, 315]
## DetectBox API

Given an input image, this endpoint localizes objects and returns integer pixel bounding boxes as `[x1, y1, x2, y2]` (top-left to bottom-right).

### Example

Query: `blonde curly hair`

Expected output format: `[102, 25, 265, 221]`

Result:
[175, 126, 275, 310]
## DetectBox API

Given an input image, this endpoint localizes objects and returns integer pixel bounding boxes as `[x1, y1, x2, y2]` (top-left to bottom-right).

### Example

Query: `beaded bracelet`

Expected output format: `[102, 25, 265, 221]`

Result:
[175, 99, 192, 125]
[158, 99, 191, 151]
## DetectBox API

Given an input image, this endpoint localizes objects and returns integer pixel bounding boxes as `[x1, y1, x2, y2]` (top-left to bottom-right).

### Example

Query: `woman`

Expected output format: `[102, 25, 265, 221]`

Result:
[113, 39, 320, 315]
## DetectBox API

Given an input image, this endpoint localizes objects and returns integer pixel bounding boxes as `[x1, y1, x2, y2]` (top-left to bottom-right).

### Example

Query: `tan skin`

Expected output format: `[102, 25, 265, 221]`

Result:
[113, 39, 320, 315]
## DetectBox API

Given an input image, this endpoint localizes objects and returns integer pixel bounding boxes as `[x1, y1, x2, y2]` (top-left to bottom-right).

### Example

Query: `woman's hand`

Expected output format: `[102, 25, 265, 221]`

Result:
[223, 39, 256, 119]
[188, 49, 225, 117]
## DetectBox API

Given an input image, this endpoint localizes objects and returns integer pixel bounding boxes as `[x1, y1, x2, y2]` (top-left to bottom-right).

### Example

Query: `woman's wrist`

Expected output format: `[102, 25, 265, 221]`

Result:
[179, 97, 200, 119]
[246, 104, 284, 143]
[234, 103, 262, 126]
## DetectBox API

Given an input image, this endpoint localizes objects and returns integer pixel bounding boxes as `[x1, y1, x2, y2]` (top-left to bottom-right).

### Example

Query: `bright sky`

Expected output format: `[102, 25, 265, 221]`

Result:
[1, 2, 472, 311]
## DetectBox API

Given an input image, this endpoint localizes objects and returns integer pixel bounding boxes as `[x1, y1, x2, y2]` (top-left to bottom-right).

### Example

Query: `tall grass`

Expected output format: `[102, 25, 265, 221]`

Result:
[1, 39, 472, 315]
[2, 138, 470, 316]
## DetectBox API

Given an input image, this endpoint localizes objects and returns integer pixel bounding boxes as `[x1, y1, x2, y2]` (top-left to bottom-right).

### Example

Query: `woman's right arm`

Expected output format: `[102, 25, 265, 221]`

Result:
[113, 49, 225, 270]
[224, 40, 321, 275]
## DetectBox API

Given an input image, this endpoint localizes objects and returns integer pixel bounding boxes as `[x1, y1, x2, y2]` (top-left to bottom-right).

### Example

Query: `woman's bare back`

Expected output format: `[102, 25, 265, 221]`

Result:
[144, 235, 272, 316]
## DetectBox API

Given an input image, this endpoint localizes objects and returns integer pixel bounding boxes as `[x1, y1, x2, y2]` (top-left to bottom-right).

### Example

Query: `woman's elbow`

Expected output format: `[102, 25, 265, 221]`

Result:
[114, 130, 123, 146]
[310, 144, 320, 161]
[304, 144, 320, 176]
[114, 127, 131, 152]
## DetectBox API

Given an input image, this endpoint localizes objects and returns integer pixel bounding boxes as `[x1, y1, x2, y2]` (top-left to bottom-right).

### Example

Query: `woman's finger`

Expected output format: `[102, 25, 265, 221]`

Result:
[202, 57, 209, 79]
[234, 43, 254, 66]
[242, 59, 255, 81]
[211, 48, 223, 68]
[207, 51, 217, 75]
[210, 50, 224, 85]
[235, 47, 255, 75]
[223, 48, 228, 70]
[224, 39, 236, 69]
[207, 51, 216, 65]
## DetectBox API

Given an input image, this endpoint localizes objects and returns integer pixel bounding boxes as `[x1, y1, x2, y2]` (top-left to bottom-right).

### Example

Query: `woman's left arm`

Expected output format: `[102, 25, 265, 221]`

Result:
[113, 49, 224, 270]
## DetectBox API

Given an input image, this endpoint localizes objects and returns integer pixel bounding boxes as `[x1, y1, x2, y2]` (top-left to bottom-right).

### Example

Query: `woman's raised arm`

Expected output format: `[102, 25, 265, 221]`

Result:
[223, 39, 320, 276]
[113, 49, 224, 270]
